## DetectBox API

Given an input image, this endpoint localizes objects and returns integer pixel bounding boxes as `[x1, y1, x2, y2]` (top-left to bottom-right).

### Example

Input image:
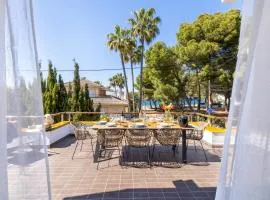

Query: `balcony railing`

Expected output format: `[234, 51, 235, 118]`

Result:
[49, 111, 228, 129]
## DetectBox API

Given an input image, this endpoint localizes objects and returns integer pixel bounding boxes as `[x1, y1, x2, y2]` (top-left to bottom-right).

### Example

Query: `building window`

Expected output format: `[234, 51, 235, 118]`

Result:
[89, 90, 96, 97]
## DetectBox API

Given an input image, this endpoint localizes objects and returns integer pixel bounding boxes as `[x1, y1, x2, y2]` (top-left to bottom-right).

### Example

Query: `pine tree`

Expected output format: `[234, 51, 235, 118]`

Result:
[71, 59, 81, 112]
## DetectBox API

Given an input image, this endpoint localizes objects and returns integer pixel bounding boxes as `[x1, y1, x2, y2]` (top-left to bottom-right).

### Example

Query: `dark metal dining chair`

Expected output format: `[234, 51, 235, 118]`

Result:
[124, 129, 152, 167]
[185, 128, 208, 161]
[153, 128, 181, 166]
[96, 129, 125, 170]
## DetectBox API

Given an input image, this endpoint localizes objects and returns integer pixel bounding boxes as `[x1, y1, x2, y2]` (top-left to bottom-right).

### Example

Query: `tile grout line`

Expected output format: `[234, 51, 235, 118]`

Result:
[102, 171, 109, 200]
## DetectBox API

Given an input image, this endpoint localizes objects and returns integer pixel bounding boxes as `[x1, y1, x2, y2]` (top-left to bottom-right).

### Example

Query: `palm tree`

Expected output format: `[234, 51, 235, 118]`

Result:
[127, 39, 142, 112]
[129, 8, 161, 111]
[109, 76, 117, 97]
[94, 81, 102, 86]
[107, 25, 130, 111]
[115, 73, 125, 99]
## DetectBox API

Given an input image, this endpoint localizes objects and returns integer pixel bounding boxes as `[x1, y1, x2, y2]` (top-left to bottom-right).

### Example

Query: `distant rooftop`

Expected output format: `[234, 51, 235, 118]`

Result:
[92, 96, 128, 106]
[65, 77, 107, 90]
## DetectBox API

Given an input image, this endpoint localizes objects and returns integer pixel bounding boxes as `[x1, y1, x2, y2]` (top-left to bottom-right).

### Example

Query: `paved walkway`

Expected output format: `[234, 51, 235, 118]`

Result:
[48, 135, 222, 200]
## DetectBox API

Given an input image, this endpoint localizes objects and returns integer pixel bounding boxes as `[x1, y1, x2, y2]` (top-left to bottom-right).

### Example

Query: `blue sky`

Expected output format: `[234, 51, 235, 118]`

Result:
[33, 0, 242, 89]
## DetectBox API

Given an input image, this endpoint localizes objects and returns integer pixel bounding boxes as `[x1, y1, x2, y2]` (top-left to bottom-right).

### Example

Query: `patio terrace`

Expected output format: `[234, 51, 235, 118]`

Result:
[48, 134, 222, 200]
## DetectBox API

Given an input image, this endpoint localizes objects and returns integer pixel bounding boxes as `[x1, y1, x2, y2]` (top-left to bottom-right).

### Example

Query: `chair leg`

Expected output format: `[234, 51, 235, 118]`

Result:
[132, 147, 135, 166]
[173, 145, 176, 157]
[194, 140, 197, 152]
[173, 148, 177, 164]
[175, 145, 180, 165]
[80, 140, 83, 151]
[127, 146, 130, 160]
[152, 144, 156, 158]
[118, 146, 122, 165]
[158, 150, 161, 166]
[148, 146, 151, 168]
[106, 150, 110, 168]
[199, 140, 208, 162]
[97, 159, 100, 170]
[90, 139, 94, 157]
[97, 144, 102, 170]
[72, 141, 79, 160]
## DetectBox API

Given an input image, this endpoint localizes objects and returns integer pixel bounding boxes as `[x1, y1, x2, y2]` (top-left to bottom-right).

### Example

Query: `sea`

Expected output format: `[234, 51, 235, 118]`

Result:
[142, 99, 206, 108]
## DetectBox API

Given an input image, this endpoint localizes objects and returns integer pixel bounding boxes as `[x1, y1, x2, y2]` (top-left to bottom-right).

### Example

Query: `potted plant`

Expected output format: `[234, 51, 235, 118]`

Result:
[44, 114, 54, 131]
[162, 103, 174, 122]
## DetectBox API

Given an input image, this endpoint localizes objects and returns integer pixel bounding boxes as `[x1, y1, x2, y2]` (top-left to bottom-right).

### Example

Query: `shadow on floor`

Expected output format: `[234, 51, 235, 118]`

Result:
[63, 179, 216, 200]
[50, 134, 76, 149]
[50, 135, 221, 167]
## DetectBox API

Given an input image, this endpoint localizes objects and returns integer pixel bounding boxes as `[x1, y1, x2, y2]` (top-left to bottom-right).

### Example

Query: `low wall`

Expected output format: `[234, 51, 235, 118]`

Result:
[203, 129, 226, 148]
[45, 124, 73, 147]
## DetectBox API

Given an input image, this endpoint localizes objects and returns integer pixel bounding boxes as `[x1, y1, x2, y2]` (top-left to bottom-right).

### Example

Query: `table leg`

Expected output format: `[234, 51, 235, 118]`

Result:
[182, 130, 187, 163]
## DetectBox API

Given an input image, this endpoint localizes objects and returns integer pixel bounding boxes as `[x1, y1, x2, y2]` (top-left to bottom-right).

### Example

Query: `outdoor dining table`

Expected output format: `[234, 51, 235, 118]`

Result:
[90, 121, 195, 164]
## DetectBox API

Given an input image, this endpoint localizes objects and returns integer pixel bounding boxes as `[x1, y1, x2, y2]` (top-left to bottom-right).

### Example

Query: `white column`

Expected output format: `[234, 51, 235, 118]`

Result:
[0, 0, 8, 199]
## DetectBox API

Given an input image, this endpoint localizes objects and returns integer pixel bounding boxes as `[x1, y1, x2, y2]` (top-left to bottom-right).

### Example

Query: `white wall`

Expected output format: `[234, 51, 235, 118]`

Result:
[45, 124, 73, 146]
[203, 129, 226, 147]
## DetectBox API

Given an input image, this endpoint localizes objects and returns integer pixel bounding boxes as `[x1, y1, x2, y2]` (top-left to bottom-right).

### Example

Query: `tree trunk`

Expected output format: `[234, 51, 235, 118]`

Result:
[120, 53, 130, 111]
[227, 95, 231, 111]
[210, 92, 213, 106]
[224, 95, 228, 112]
[186, 97, 193, 111]
[153, 101, 157, 110]
[114, 86, 117, 97]
[196, 69, 201, 112]
[139, 40, 145, 112]
[224, 93, 230, 112]
[130, 62, 135, 112]
[149, 100, 153, 109]
[120, 88, 122, 98]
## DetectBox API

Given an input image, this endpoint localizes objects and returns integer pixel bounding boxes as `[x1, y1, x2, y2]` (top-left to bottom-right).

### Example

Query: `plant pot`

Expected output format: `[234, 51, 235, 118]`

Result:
[164, 111, 173, 122]
[178, 115, 188, 127]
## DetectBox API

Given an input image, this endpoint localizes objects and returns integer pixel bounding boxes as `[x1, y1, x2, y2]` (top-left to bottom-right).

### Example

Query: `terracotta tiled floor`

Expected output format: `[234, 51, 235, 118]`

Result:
[48, 135, 222, 200]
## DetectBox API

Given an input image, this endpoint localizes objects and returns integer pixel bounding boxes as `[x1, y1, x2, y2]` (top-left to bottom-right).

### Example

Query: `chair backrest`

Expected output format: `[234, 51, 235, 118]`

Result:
[99, 129, 125, 148]
[154, 129, 181, 146]
[85, 125, 96, 136]
[70, 122, 87, 140]
[185, 129, 204, 141]
[125, 129, 152, 147]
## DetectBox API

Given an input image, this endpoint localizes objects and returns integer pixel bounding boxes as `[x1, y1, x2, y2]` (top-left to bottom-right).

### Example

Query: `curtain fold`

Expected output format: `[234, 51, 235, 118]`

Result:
[216, 0, 270, 199]
[0, 0, 51, 199]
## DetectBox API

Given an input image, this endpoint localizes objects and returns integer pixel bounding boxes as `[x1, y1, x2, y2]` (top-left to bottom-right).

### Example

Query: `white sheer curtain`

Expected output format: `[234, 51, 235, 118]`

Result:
[216, 0, 270, 199]
[0, 0, 51, 199]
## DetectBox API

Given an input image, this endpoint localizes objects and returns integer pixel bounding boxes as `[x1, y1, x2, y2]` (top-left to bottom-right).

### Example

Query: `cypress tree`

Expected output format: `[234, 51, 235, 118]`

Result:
[67, 82, 72, 111]
[71, 59, 81, 112]
[44, 61, 56, 114]
[40, 72, 46, 94]
[79, 90, 85, 112]
[47, 61, 56, 90]
[52, 84, 59, 113]
[58, 74, 68, 111]
[84, 83, 94, 112]
[93, 103, 102, 121]
[40, 72, 47, 113]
